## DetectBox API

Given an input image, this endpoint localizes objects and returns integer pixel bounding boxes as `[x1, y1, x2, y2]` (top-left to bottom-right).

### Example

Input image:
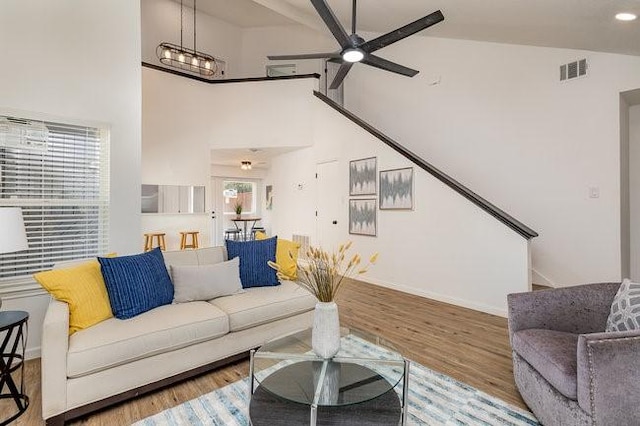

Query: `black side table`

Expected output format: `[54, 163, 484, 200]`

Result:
[0, 311, 29, 425]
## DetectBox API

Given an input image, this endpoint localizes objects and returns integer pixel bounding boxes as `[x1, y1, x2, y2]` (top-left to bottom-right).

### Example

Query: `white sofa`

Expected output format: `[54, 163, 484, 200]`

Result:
[41, 246, 316, 425]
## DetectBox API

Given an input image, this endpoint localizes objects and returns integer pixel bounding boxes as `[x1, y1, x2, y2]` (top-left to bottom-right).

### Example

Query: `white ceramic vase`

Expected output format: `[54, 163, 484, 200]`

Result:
[312, 301, 341, 358]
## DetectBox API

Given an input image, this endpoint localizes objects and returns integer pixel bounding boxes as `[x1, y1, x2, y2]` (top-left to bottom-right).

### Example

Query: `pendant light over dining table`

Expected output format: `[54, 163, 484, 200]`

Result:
[156, 0, 218, 77]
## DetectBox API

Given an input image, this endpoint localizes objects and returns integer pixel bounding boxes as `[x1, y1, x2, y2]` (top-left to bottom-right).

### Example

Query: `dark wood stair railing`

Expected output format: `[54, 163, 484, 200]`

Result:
[142, 61, 320, 84]
[313, 90, 538, 240]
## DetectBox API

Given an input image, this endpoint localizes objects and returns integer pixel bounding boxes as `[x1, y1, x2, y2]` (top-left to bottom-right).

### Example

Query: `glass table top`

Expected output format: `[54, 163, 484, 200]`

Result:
[252, 328, 405, 407]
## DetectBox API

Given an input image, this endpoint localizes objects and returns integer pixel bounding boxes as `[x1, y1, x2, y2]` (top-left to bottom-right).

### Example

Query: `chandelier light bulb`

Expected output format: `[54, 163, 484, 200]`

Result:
[178, 53, 185, 63]
[191, 57, 199, 67]
[163, 48, 172, 59]
[204, 61, 211, 70]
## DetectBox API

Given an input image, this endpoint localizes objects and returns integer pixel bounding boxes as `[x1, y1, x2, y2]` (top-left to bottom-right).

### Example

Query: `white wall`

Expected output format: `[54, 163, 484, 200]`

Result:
[265, 100, 530, 316]
[0, 0, 142, 357]
[141, 0, 243, 76]
[239, 25, 335, 78]
[142, 66, 528, 314]
[142, 68, 317, 246]
[630, 105, 640, 280]
[235, 23, 640, 287]
[344, 36, 640, 287]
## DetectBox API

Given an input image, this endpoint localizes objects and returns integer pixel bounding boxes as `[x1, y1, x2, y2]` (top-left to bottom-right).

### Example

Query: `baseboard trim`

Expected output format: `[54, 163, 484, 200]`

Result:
[360, 277, 508, 318]
[26, 346, 41, 360]
[531, 268, 556, 288]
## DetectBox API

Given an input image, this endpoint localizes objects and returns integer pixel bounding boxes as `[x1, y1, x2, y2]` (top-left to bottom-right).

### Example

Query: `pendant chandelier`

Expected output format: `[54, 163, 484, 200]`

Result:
[156, 0, 217, 77]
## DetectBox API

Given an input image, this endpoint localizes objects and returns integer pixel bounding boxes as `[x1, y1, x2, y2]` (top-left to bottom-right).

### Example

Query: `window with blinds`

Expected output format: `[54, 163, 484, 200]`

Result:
[0, 115, 109, 294]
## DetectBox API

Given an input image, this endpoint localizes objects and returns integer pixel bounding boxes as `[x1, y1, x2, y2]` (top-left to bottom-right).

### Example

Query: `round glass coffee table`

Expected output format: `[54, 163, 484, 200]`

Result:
[249, 328, 409, 426]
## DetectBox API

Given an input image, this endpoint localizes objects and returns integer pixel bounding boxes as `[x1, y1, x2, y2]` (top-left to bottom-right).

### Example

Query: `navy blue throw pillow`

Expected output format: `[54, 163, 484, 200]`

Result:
[226, 237, 279, 288]
[98, 247, 174, 319]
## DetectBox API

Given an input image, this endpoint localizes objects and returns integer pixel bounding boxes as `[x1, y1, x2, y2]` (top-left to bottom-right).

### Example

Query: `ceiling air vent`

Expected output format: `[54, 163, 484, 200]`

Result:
[560, 59, 588, 82]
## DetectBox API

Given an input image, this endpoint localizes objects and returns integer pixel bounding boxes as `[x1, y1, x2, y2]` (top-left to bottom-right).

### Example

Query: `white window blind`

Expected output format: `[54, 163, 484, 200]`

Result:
[0, 115, 109, 294]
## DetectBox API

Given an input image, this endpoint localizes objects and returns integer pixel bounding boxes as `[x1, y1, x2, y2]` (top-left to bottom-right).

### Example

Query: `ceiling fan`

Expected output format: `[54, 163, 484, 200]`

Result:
[267, 0, 444, 90]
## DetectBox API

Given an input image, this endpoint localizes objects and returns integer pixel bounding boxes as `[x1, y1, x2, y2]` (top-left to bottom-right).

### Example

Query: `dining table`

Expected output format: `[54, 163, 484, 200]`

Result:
[231, 217, 262, 241]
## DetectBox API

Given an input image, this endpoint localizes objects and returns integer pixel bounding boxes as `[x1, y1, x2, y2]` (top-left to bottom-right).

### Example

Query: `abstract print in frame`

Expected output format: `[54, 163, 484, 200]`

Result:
[349, 157, 377, 196]
[379, 167, 414, 210]
[349, 198, 377, 236]
[265, 185, 273, 210]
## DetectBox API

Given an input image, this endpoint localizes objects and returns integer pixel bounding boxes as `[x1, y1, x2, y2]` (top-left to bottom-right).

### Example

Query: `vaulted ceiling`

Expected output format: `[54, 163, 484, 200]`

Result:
[193, 0, 640, 56]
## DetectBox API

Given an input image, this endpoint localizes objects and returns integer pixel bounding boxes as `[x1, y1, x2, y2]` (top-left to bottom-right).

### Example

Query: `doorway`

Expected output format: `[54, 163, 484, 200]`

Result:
[211, 177, 262, 245]
[622, 89, 640, 280]
[316, 160, 345, 250]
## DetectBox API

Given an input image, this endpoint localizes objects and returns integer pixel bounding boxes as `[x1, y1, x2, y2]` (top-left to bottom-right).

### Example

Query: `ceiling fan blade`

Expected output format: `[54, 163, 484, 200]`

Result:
[268, 52, 341, 60]
[361, 10, 444, 53]
[362, 54, 419, 77]
[329, 62, 354, 90]
[310, 0, 351, 49]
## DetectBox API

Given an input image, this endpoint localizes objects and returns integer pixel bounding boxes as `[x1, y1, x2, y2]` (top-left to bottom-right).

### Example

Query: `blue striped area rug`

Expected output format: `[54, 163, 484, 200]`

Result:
[134, 335, 539, 426]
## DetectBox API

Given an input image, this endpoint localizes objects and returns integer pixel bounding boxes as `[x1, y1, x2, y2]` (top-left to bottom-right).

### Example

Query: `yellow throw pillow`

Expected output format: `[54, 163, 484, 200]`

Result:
[256, 232, 301, 280]
[34, 260, 113, 334]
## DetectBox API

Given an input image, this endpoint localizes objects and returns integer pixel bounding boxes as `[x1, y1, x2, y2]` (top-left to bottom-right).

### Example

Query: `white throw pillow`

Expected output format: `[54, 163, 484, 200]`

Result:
[171, 257, 243, 303]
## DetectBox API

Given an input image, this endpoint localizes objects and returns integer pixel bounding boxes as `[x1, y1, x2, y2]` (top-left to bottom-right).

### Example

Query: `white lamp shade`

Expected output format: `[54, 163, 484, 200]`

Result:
[0, 208, 28, 254]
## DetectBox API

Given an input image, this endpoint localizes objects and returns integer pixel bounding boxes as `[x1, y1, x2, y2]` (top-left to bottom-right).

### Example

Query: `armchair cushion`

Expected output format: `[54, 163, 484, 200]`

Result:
[512, 328, 579, 399]
[605, 279, 640, 332]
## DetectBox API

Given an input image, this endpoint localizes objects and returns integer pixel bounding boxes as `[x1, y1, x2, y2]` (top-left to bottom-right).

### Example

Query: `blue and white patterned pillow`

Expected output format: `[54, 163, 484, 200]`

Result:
[225, 237, 279, 288]
[98, 248, 174, 319]
[606, 279, 640, 332]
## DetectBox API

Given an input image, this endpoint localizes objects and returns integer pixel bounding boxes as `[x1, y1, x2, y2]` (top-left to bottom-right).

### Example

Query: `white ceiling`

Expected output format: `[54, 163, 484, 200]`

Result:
[186, 0, 296, 27]
[198, 0, 640, 56]
[210, 147, 302, 168]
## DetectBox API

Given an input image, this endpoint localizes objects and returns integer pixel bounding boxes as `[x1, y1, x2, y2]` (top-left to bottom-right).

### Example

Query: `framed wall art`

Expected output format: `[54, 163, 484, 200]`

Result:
[349, 198, 377, 236]
[265, 185, 273, 210]
[379, 167, 414, 210]
[349, 157, 377, 196]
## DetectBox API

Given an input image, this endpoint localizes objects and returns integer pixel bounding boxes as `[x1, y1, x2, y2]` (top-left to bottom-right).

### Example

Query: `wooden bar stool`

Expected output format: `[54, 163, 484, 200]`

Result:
[179, 231, 199, 250]
[144, 233, 166, 251]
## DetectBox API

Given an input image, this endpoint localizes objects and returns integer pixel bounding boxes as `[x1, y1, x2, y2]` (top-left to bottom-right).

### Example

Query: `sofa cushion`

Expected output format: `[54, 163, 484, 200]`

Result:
[512, 328, 579, 399]
[98, 248, 174, 319]
[226, 238, 278, 288]
[162, 246, 226, 269]
[67, 301, 229, 378]
[606, 279, 640, 332]
[210, 280, 316, 332]
[171, 257, 243, 303]
[196, 246, 226, 265]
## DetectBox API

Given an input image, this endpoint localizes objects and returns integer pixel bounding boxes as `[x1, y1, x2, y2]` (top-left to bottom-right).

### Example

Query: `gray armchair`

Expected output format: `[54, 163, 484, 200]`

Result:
[507, 283, 640, 425]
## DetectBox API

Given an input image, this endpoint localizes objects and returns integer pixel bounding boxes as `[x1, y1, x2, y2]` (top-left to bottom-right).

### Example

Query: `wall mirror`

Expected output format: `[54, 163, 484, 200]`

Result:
[141, 184, 206, 214]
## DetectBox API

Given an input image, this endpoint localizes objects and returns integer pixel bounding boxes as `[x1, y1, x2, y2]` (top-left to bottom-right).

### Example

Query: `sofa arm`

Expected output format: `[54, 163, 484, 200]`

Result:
[576, 330, 640, 423]
[507, 282, 619, 340]
[41, 298, 69, 420]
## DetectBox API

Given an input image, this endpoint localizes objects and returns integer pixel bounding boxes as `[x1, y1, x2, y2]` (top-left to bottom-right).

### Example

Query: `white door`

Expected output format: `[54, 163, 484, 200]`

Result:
[316, 161, 344, 250]
[211, 178, 224, 246]
[211, 177, 263, 245]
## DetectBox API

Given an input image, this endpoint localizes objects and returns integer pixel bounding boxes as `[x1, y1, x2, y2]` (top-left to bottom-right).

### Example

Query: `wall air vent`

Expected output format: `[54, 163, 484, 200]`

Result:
[560, 59, 588, 82]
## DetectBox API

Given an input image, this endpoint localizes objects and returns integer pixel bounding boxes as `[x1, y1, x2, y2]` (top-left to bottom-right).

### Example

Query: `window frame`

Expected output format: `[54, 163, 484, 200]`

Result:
[222, 180, 257, 216]
[0, 109, 110, 296]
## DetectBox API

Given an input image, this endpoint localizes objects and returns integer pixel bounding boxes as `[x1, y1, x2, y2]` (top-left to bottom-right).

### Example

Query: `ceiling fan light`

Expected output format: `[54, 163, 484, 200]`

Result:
[615, 12, 637, 21]
[342, 48, 364, 63]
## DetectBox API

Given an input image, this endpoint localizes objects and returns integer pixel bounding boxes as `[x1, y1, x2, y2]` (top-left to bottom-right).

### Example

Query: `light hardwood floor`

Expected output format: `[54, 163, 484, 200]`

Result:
[3, 280, 531, 425]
